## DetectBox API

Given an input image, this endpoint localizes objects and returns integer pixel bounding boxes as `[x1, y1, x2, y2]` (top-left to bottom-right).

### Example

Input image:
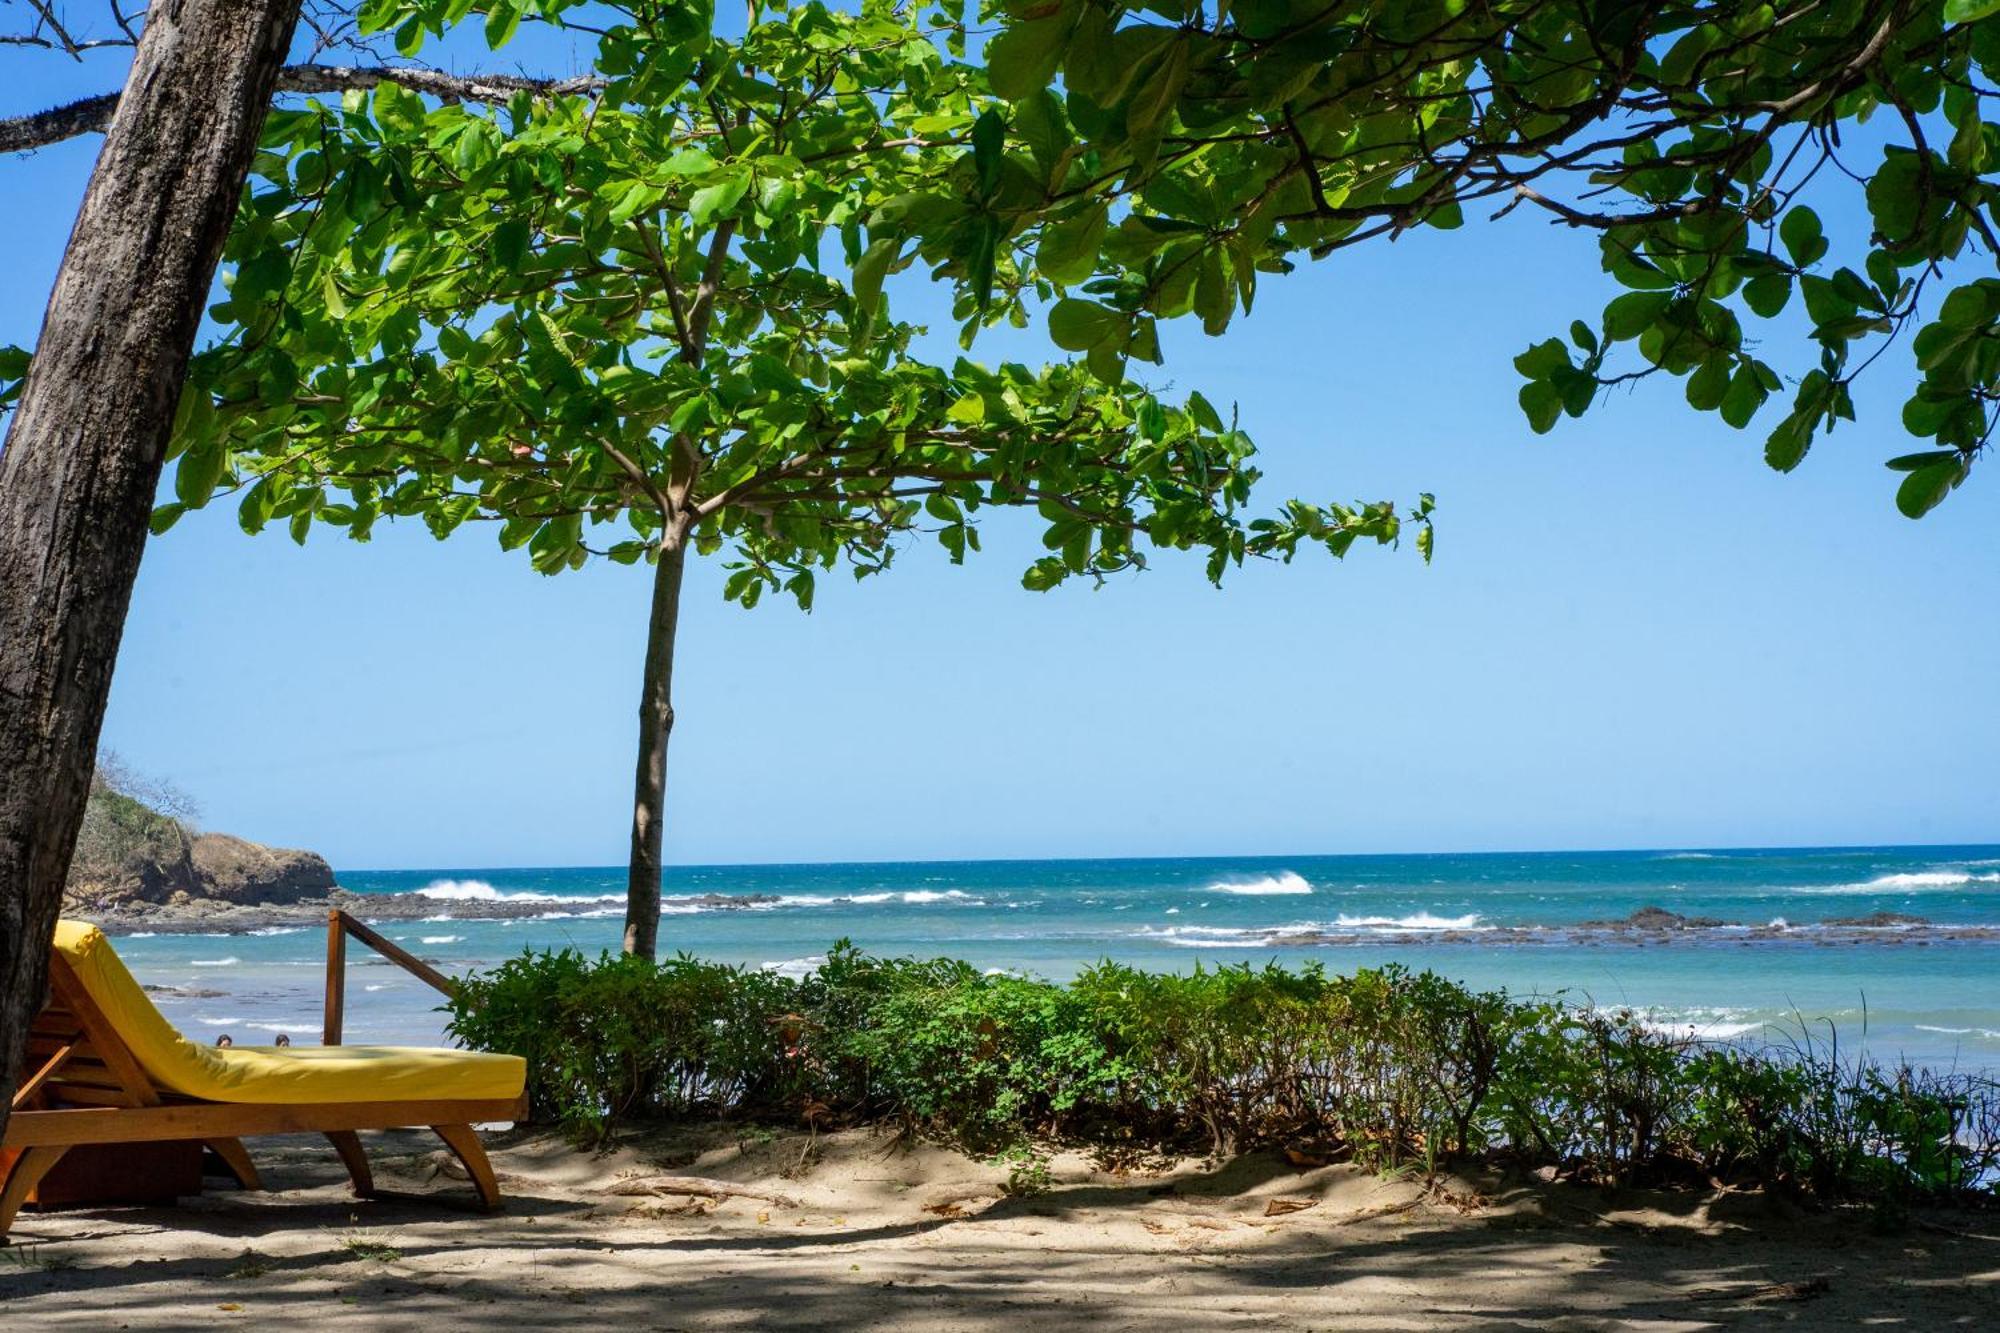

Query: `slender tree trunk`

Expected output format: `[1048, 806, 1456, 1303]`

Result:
[0, 0, 303, 1148]
[623, 532, 689, 960]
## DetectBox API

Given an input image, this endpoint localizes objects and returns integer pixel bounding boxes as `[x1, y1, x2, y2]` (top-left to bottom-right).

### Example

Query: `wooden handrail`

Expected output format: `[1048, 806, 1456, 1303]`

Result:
[322, 909, 459, 1046]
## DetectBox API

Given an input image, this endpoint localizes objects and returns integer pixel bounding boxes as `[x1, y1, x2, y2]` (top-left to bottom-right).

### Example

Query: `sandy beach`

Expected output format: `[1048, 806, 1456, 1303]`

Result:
[2, 1125, 1993, 1329]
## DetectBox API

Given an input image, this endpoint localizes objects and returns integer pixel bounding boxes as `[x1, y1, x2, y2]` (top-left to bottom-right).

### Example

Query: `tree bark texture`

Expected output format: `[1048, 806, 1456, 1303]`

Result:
[0, 0, 303, 1149]
[622, 534, 688, 960]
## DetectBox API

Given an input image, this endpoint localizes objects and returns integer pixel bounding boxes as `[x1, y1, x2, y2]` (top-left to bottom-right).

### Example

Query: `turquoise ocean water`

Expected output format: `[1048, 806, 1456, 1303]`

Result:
[116, 845, 2000, 1072]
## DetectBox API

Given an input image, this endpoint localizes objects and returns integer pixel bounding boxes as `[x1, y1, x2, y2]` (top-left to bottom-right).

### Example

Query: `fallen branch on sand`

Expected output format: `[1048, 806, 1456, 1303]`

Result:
[600, 1175, 801, 1208]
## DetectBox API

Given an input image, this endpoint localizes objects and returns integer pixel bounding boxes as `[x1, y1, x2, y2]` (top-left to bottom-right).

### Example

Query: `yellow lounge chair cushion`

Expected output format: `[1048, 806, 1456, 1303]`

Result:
[54, 920, 525, 1105]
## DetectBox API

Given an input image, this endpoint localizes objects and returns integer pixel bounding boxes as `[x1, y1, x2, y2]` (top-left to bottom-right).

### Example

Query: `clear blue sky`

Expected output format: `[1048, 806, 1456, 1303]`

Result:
[4, 23, 1996, 871]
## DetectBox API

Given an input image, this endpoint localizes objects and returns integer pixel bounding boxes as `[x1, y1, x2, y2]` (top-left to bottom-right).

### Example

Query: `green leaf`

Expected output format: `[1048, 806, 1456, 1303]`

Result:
[174, 438, 227, 507]
[986, 14, 1071, 102]
[1947, 0, 2000, 20]
[1719, 365, 1767, 429]
[1519, 380, 1561, 434]
[1897, 459, 1964, 518]
[1779, 207, 1826, 267]
[1513, 338, 1571, 379]
[1186, 390, 1224, 433]
[484, 0, 520, 49]
[149, 503, 186, 536]
[851, 236, 898, 324]
[1022, 556, 1068, 591]
[1741, 274, 1791, 319]
[1604, 291, 1669, 340]
[493, 218, 531, 270]
[1764, 414, 1813, 472]
[688, 172, 750, 229]
[1886, 449, 1961, 472]
[971, 109, 1007, 199]
[1937, 283, 1994, 329]
[1048, 298, 1123, 352]
[1685, 358, 1729, 412]
[1038, 203, 1108, 285]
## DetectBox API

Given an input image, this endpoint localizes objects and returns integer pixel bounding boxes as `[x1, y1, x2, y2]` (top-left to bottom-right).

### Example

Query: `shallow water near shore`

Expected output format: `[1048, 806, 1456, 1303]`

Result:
[109, 843, 2000, 1072]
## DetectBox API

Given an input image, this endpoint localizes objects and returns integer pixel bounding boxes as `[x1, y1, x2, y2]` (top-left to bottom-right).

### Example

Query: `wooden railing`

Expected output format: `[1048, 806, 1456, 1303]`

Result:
[322, 909, 459, 1046]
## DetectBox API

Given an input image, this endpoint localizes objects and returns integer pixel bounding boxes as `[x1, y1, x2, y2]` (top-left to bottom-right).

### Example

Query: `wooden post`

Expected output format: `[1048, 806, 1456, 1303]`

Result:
[323, 910, 346, 1047]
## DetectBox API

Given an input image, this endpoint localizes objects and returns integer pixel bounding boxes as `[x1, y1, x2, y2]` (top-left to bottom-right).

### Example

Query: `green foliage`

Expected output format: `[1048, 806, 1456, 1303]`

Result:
[114, 0, 1424, 604]
[963, 0, 2000, 517]
[445, 944, 2000, 1204]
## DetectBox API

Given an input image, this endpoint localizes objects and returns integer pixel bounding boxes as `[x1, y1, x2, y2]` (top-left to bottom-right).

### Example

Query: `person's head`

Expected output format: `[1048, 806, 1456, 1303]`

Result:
[274, 1033, 292, 1046]
[216, 1034, 232, 1047]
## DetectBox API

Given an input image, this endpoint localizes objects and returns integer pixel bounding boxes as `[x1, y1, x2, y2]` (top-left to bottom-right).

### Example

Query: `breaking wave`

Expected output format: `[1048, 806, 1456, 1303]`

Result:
[1793, 871, 2000, 896]
[1333, 912, 1485, 931]
[415, 878, 622, 904]
[1206, 871, 1312, 896]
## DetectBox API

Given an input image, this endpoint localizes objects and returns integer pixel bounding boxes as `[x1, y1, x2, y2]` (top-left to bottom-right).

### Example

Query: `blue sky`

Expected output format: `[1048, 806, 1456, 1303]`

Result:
[4, 21, 1996, 871]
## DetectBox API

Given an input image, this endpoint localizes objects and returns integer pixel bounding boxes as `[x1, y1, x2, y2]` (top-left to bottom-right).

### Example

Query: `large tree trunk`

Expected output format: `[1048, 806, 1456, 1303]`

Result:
[623, 533, 689, 960]
[0, 0, 303, 1149]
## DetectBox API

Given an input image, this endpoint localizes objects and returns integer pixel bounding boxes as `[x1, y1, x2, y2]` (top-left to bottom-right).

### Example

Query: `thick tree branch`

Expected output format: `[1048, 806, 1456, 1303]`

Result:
[0, 61, 606, 153]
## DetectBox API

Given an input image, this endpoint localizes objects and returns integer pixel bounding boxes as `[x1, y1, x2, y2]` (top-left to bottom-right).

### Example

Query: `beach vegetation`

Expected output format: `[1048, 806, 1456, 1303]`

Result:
[446, 943, 2000, 1209]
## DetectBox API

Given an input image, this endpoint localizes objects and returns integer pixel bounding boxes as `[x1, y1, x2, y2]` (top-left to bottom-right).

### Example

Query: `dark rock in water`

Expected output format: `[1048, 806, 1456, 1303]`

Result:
[1579, 905, 1731, 931]
[1820, 912, 1928, 928]
[142, 983, 228, 999]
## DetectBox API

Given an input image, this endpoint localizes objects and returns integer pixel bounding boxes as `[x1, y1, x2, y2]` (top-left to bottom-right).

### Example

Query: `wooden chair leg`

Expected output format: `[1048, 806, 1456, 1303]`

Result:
[430, 1124, 501, 1211]
[0, 1146, 70, 1235]
[324, 1130, 374, 1197]
[203, 1138, 263, 1191]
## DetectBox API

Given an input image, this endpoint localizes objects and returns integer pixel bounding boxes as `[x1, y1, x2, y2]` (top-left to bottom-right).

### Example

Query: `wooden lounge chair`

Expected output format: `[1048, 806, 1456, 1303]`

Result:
[1, 921, 527, 1234]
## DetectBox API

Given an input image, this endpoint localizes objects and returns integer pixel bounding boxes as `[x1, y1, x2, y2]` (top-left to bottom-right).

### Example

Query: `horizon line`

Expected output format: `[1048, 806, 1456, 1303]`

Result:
[331, 838, 2000, 878]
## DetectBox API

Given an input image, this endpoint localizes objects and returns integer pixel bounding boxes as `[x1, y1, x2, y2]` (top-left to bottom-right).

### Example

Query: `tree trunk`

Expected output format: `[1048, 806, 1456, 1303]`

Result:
[622, 533, 689, 960]
[0, 0, 303, 1149]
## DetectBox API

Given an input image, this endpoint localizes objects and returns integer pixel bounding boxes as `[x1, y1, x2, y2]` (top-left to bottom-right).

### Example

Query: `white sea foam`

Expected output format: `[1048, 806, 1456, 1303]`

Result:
[195, 1015, 246, 1026]
[761, 955, 826, 979]
[1686, 1021, 1764, 1040]
[1768, 917, 1790, 929]
[191, 956, 240, 967]
[1207, 871, 1312, 896]
[248, 926, 303, 937]
[1333, 912, 1484, 931]
[1141, 924, 1288, 947]
[1656, 852, 1718, 860]
[420, 935, 461, 945]
[1637, 1007, 1766, 1042]
[1915, 1024, 2000, 1039]
[363, 984, 393, 992]
[245, 1022, 319, 1035]
[1792, 870, 2000, 895]
[773, 889, 979, 907]
[126, 931, 158, 939]
[1164, 907, 1180, 916]
[415, 878, 622, 904]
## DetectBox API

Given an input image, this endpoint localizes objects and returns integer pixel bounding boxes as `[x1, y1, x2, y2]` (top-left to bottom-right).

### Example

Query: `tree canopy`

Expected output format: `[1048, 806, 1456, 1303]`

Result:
[956, 0, 2000, 517]
[9, 2, 1999, 526]
[112, 0, 1424, 599]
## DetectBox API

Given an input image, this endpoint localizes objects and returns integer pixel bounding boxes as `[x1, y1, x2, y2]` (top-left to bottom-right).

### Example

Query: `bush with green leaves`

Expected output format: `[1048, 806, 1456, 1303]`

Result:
[444, 941, 2000, 1206]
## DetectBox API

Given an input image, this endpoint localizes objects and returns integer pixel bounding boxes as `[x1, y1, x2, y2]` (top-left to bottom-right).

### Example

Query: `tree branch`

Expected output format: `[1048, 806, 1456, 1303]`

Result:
[1, 61, 607, 154]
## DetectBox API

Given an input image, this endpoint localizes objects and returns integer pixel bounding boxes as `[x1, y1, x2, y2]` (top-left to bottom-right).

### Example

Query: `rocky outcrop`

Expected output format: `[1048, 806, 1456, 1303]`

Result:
[64, 781, 336, 913]
[188, 832, 335, 904]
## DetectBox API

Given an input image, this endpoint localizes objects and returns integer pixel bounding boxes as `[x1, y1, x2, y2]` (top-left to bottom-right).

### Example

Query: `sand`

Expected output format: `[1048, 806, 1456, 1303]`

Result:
[2, 1124, 1994, 1329]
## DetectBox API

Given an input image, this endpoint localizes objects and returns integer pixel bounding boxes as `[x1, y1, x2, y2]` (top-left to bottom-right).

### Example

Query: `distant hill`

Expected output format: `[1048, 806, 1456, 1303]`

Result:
[64, 761, 334, 912]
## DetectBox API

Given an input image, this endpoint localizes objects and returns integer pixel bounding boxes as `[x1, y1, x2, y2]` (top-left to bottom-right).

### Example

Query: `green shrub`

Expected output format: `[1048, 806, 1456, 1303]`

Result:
[443, 942, 2000, 1206]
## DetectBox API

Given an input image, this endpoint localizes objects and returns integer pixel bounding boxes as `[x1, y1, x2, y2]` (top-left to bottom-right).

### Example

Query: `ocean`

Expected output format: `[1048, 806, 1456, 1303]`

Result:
[117, 845, 2000, 1071]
